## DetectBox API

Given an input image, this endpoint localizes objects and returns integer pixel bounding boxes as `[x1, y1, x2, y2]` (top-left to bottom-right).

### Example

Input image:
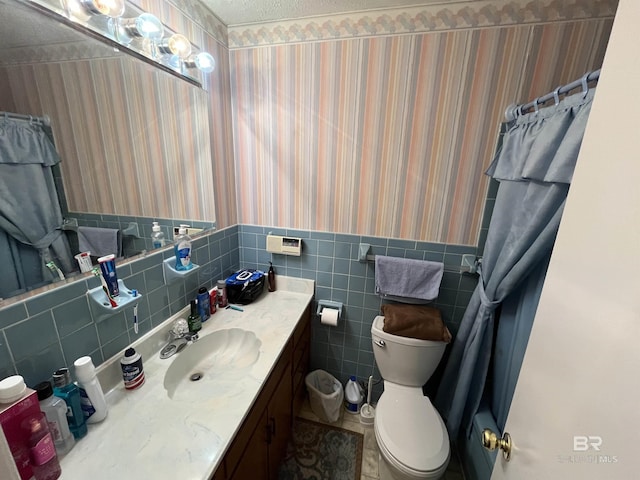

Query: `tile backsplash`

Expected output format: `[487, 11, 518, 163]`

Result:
[1, 224, 479, 399]
[237, 225, 478, 399]
[0, 226, 240, 386]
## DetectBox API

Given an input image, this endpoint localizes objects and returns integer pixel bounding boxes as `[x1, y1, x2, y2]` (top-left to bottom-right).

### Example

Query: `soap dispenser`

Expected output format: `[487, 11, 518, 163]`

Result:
[268, 262, 276, 292]
[151, 222, 165, 249]
[173, 226, 193, 271]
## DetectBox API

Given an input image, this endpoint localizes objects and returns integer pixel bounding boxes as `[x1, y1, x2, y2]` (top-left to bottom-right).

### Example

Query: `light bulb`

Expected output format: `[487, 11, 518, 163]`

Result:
[186, 52, 215, 73]
[69, 0, 125, 19]
[113, 13, 164, 43]
[135, 13, 164, 40]
[167, 34, 192, 59]
[157, 34, 192, 60]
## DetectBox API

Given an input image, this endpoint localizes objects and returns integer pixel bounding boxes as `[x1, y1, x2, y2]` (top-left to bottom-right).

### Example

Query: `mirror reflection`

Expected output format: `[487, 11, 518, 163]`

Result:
[0, 0, 216, 300]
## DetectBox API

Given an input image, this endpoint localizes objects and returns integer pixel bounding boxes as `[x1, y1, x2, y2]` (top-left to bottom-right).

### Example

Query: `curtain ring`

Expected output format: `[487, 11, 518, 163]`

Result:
[553, 87, 561, 106]
[533, 98, 540, 115]
[581, 72, 591, 99]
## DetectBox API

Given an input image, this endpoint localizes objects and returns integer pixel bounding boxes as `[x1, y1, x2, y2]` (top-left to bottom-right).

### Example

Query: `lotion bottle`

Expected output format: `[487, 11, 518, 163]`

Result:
[24, 413, 61, 480]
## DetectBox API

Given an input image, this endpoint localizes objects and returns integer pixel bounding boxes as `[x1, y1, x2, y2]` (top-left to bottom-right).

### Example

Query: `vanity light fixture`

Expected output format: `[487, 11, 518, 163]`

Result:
[184, 52, 216, 73]
[50, 0, 215, 83]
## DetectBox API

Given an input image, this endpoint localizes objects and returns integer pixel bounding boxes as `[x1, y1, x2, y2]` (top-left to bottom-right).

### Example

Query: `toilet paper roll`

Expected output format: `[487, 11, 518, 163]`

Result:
[320, 308, 339, 326]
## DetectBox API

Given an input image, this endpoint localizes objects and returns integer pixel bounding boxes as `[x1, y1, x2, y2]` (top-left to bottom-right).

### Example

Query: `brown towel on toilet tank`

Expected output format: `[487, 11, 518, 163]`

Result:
[381, 304, 452, 343]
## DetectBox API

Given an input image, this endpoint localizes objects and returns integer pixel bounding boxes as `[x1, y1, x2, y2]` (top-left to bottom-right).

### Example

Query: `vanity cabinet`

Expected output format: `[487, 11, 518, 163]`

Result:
[216, 304, 311, 480]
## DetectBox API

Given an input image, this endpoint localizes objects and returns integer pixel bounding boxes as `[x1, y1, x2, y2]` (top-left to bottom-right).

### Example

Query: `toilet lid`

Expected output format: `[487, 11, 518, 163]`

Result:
[376, 387, 449, 473]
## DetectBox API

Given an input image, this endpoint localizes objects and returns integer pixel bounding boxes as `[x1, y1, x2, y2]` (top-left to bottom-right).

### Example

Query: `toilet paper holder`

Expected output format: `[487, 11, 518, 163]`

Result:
[316, 300, 343, 319]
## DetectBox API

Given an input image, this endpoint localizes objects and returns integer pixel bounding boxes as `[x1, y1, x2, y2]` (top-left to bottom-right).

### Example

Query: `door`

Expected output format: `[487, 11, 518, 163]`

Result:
[490, 1, 640, 477]
[267, 362, 293, 480]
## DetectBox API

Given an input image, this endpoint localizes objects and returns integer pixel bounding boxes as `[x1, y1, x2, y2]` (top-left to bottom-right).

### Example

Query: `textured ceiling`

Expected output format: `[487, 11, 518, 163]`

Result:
[201, 0, 472, 26]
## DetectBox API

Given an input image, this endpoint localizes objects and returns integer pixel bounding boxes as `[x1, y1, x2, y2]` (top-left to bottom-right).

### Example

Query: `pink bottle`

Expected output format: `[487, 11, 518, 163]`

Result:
[24, 412, 61, 480]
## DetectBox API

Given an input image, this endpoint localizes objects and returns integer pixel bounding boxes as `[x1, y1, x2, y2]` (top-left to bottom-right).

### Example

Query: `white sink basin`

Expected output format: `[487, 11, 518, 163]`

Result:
[163, 328, 261, 401]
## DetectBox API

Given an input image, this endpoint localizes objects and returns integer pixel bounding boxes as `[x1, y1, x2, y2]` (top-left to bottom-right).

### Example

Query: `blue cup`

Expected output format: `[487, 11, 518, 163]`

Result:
[98, 254, 119, 297]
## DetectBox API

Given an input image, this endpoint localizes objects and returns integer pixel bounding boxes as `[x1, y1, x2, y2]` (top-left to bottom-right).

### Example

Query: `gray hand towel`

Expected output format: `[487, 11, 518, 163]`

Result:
[77, 226, 122, 258]
[375, 256, 444, 301]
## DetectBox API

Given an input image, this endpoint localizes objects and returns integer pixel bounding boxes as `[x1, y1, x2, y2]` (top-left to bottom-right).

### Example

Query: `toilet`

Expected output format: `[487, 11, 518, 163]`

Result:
[371, 315, 450, 480]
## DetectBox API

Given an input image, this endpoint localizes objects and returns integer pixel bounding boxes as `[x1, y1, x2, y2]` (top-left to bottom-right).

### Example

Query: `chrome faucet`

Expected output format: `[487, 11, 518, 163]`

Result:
[159, 319, 199, 359]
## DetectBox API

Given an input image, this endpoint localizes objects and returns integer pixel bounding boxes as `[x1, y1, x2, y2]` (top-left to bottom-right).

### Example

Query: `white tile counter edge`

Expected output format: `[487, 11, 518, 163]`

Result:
[59, 276, 315, 480]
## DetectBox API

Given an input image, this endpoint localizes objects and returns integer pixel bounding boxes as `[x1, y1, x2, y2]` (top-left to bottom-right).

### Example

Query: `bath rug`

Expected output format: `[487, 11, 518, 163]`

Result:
[278, 417, 363, 480]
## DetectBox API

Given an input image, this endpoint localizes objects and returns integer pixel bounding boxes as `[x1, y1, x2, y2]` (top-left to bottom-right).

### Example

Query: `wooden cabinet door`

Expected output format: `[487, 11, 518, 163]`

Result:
[267, 362, 293, 480]
[229, 408, 269, 480]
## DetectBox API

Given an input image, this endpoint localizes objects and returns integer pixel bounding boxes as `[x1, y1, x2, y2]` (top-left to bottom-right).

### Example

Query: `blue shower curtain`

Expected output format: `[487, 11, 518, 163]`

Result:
[434, 88, 597, 440]
[0, 116, 73, 298]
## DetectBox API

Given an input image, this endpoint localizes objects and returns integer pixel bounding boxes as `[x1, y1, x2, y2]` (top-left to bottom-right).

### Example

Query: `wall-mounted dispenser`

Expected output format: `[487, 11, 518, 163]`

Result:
[266, 235, 302, 256]
[316, 300, 343, 327]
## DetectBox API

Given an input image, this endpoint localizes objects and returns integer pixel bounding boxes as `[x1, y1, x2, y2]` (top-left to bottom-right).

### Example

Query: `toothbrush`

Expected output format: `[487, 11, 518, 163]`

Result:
[46, 261, 65, 281]
[133, 304, 139, 334]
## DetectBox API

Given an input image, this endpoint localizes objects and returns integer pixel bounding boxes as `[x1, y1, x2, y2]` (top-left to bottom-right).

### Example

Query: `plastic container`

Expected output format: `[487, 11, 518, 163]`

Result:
[23, 412, 61, 480]
[34, 381, 74, 456]
[197, 287, 211, 322]
[74, 356, 108, 423]
[305, 370, 344, 423]
[0, 375, 27, 404]
[52, 368, 87, 440]
[173, 226, 193, 271]
[216, 279, 228, 308]
[345, 376, 363, 414]
[151, 222, 166, 249]
[120, 348, 145, 390]
[74, 251, 92, 273]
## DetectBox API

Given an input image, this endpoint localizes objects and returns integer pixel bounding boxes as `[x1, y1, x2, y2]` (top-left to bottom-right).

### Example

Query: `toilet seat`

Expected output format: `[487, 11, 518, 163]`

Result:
[375, 383, 449, 477]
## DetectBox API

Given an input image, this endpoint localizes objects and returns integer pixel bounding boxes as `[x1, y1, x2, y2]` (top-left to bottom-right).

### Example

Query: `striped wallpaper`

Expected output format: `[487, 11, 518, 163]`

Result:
[0, 0, 236, 226]
[0, 56, 216, 221]
[0, 0, 616, 243]
[230, 16, 614, 245]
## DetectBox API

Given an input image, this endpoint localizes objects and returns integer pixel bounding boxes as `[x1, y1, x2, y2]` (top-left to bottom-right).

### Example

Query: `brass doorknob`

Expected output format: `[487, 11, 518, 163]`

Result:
[482, 429, 512, 461]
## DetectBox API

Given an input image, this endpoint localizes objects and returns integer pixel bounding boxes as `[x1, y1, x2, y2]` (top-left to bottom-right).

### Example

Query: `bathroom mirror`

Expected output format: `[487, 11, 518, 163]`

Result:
[0, 0, 216, 301]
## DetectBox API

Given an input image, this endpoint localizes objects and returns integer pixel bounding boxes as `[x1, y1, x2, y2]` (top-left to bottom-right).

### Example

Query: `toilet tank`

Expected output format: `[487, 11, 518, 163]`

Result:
[371, 315, 447, 387]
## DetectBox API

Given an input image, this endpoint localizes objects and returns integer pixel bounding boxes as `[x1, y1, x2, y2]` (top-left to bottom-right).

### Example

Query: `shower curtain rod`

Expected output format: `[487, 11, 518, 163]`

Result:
[1, 111, 51, 126]
[505, 69, 600, 121]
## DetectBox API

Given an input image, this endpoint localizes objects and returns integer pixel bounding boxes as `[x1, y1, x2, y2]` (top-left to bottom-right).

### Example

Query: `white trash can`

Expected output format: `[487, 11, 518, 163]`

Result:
[305, 370, 344, 423]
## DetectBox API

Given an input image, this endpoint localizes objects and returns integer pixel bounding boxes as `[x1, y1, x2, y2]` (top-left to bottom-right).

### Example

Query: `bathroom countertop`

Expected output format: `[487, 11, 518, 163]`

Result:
[59, 276, 314, 480]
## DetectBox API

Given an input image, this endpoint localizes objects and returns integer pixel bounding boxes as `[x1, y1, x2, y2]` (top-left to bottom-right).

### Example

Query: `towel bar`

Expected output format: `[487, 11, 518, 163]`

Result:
[365, 254, 481, 274]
